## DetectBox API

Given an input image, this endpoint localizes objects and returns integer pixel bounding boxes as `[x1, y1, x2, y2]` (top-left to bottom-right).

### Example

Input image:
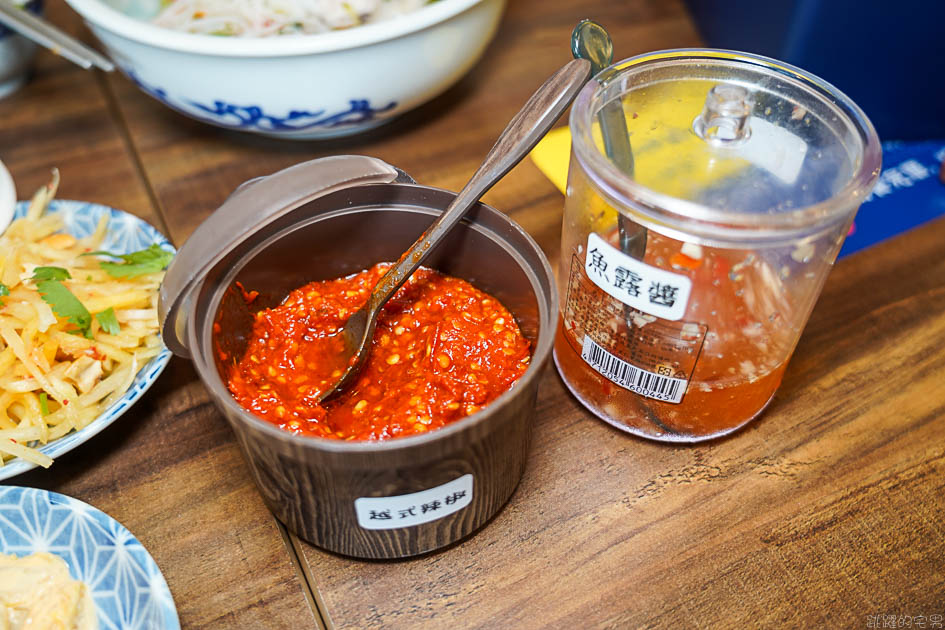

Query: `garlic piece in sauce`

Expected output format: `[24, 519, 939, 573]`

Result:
[680, 242, 703, 260]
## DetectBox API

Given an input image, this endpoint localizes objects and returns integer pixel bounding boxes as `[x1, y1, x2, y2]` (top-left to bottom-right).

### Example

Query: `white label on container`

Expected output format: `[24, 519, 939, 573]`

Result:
[354, 474, 473, 530]
[584, 232, 692, 321]
[581, 335, 688, 403]
[734, 116, 809, 185]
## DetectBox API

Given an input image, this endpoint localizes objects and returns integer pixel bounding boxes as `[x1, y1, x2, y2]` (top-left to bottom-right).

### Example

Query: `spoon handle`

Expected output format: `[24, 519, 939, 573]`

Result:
[367, 57, 591, 312]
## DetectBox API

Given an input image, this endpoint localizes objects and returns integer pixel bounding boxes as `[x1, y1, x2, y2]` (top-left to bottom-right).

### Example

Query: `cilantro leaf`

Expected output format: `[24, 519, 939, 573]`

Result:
[32, 266, 71, 282]
[96, 307, 120, 335]
[87, 244, 173, 278]
[36, 279, 93, 339]
[39, 393, 50, 416]
[0, 282, 8, 307]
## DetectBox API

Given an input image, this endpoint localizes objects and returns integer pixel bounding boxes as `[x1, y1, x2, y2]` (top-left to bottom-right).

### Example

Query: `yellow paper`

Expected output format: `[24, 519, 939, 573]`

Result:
[528, 81, 750, 199]
[529, 126, 572, 195]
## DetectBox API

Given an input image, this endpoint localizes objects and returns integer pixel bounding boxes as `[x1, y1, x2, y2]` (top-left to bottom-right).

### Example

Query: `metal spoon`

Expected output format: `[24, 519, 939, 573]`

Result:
[571, 19, 646, 258]
[573, 21, 672, 434]
[317, 56, 592, 403]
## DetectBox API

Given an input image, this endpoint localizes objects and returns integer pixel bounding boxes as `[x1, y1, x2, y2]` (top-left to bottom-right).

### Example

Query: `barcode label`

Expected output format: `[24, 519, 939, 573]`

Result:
[581, 335, 687, 403]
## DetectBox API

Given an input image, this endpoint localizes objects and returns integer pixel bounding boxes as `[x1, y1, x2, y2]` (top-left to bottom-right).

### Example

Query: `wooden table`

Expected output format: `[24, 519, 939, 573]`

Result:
[4, 1, 944, 628]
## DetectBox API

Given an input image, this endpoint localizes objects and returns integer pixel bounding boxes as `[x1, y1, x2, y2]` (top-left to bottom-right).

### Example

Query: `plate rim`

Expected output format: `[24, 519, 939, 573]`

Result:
[0, 159, 14, 235]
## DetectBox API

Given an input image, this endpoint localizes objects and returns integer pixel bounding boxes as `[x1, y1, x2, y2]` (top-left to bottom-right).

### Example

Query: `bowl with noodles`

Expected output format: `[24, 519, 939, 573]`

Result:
[0, 173, 173, 479]
[61, 0, 506, 139]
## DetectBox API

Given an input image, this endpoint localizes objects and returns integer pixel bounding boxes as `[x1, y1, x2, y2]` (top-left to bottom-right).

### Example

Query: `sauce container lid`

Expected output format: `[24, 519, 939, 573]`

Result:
[570, 49, 882, 242]
[158, 155, 411, 357]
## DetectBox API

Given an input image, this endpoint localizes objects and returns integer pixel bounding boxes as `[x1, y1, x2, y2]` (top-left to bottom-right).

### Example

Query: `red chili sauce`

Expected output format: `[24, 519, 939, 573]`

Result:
[222, 264, 531, 441]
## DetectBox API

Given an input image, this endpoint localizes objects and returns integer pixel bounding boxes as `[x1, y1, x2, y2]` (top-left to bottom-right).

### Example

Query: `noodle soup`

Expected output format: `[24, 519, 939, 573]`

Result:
[151, 0, 434, 36]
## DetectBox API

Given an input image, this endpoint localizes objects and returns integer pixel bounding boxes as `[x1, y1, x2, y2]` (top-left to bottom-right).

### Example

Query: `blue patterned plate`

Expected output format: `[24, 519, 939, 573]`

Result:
[0, 485, 180, 629]
[0, 199, 173, 480]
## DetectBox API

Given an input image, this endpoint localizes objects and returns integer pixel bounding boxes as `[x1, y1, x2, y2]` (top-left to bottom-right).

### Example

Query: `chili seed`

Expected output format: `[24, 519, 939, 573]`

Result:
[354, 400, 368, 412]
[386, 354, 400, 365]
[437, 354, 450, 368]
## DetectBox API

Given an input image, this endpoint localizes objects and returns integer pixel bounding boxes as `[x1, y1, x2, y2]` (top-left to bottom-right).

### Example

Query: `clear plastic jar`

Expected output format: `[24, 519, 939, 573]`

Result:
[555, 49, 881, 442]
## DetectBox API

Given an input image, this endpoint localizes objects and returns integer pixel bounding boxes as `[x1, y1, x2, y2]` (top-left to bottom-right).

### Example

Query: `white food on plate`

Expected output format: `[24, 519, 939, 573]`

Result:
[0, 552, 98, 630]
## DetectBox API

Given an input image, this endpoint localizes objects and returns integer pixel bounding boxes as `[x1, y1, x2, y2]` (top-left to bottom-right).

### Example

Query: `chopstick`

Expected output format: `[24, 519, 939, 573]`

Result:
[0, 0, 114, 72]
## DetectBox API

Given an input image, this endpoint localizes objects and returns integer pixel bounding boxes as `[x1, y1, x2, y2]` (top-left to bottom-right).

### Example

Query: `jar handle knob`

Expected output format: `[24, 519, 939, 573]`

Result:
[693, 83, 753, 146]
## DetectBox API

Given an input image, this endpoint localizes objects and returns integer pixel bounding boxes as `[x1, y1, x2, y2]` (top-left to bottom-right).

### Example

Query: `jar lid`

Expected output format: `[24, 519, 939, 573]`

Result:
[570, 49, 882, 241]
[158, 155, 410, 357]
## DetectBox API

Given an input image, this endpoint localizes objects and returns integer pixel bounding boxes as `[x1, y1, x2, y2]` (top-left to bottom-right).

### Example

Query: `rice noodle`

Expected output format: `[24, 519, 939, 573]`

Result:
[151, 0, 431, 36]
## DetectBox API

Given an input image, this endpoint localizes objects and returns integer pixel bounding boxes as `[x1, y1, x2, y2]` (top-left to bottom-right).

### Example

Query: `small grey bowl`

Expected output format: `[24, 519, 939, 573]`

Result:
[0, 0, 42, 99]
[160, 156, 558, 559]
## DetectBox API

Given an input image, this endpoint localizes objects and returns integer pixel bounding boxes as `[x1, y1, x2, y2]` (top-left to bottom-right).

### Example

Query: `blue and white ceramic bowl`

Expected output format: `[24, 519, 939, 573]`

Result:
[0, 199, 173, 481]
[61, 0, 506, 140]
[0, 486, 180, 629]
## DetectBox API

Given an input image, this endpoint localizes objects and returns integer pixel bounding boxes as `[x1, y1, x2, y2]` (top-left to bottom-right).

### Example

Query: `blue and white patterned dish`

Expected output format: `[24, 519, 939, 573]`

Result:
[0, 199, 173, 480]
[62, 0, 506, 139]
[0, 486, 180, 630]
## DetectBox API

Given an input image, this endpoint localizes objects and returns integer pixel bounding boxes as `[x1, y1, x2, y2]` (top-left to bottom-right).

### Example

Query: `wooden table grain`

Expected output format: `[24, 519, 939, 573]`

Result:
[2, 0, 943, 628]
